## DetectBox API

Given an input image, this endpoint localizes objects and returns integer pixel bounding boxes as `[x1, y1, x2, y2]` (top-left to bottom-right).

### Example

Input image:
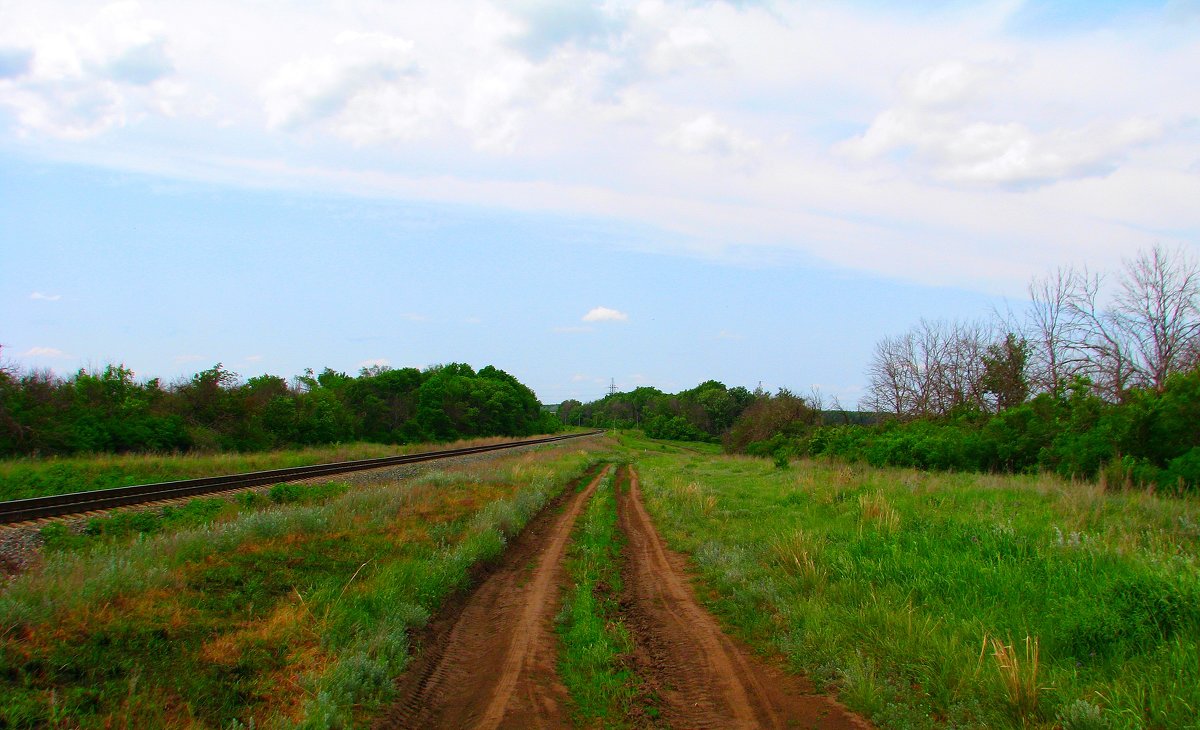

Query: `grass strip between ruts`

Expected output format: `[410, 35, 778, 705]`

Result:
[556, 464, 648, 727]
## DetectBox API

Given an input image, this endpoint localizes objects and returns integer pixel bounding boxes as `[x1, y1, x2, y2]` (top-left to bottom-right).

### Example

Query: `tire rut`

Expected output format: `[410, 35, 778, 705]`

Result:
[378, 466, 609, 729]
[617, 468, 871, 730]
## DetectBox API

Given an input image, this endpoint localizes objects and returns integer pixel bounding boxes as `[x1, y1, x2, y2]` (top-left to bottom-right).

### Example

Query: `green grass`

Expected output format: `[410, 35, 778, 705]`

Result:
[0, 442, 612, 728]
[627, 445, 1200, 729]
[555, 465, 647, 727]
[0, 435, 551, 501]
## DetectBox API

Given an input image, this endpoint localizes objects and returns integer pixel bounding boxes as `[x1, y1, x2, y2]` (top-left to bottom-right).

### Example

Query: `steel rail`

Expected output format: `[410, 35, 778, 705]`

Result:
[0, 431, 604, 524]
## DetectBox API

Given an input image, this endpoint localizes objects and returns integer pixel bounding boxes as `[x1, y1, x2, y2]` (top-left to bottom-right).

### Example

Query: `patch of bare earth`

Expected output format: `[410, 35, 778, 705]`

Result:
[378, 467, 608, 730]
[618, 469, 871, 730]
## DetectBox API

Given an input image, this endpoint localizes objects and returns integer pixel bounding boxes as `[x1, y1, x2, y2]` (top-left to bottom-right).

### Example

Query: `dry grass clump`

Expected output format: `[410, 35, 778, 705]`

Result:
[664, 479, 719, 517]
[768, 529, 827, 589]
[980, 635, 1044, 719]
[858, 490, 900, 532]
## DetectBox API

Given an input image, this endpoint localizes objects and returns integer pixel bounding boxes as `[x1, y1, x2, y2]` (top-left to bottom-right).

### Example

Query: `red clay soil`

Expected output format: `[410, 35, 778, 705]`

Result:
[378, 467, 608, 730]
[618, 468, 871, 730]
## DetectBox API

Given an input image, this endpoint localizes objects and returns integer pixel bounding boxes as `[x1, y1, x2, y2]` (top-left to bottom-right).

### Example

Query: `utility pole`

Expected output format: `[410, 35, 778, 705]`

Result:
[608, 379, 617, 434]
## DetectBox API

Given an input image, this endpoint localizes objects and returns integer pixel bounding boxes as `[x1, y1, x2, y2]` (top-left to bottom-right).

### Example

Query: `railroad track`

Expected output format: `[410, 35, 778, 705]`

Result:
[0, 431, 603, 525]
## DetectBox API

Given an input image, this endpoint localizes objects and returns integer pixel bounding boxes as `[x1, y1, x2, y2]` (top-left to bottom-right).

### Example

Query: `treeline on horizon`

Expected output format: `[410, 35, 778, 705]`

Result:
[563, 245, 1200, 492]
[0, 359, 560, 457]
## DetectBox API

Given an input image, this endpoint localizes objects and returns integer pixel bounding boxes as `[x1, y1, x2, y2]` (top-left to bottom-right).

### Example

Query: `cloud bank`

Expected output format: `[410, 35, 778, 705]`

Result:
[1, 1, 1196, 292]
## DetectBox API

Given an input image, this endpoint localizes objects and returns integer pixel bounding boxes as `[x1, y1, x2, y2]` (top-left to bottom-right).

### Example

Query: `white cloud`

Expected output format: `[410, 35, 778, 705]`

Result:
[1, 1, 1198, 292]
[647, 26, 724, 73]
[503, 0, 621, 59]
[245, 354, 263, 362]
[664, 114, 758, 157]
[841, 59, 1165, 187]
[581, 306, 628, 322]
[30, 291, 61, 301]
[19, 346, 66, 358]
[358, 357, 390, 369]
[0, 2, 179, 138]
[903, 60, 994, 109]
[263, 32, 438, 145]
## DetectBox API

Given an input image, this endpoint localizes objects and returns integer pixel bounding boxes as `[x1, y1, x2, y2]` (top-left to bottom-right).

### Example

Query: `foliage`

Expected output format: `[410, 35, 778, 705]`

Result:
[730, 369, 1200, 492]
[0, 361, 559, 458]
[562, 380, 756, 442]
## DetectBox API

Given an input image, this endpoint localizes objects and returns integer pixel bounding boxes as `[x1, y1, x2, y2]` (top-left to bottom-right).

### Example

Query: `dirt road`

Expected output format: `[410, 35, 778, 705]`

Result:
[382, 465, 868, 729]
[381, 467, 607, 729]
[618, 469, 868, 730]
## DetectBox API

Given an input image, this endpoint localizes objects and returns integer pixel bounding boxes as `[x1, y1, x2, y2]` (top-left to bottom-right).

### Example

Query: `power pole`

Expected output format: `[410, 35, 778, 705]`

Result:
[608, 379, 617, 433]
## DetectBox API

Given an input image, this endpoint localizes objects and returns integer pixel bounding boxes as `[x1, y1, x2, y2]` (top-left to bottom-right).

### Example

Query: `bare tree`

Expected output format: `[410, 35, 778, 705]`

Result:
[865, 319, 991, 417]
[941, 319, 991, 412]
[1027, 267, 1086, 395]
[865, 331, 919, 416]
[1064, 268, 1140, 400]
[1114, 245, 1200, 391]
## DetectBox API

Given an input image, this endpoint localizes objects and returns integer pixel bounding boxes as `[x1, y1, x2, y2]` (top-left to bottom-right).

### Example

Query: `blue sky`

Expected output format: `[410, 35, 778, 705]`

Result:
[2, 1, 1198, 405]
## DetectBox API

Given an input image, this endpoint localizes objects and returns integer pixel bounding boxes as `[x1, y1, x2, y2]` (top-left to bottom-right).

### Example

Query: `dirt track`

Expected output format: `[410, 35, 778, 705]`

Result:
[382, 465, 869, 729]
[618, 469, 868, 730]
[381, 467, 606, 729]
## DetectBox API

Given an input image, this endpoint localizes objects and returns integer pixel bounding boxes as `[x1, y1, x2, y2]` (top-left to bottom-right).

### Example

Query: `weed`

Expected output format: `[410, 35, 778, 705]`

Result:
[1056, 699, 1112, 730]
[768, 530, 827, 590]
[858, 490, 900, 532]
[982, 635, 1043, 719]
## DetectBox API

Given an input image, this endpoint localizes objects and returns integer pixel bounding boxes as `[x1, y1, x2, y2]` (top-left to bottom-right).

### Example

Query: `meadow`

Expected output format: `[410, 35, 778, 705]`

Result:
[0, 443, 606, 728]
[622, 433, 1200, 729]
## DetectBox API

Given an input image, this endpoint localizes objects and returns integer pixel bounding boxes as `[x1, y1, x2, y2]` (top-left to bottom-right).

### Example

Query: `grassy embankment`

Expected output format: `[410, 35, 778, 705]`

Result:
[0, 442, 609, 728]
[556, 465, 647, 727]
[621, 432, 1200, 729]
[0, 435, 555, 501]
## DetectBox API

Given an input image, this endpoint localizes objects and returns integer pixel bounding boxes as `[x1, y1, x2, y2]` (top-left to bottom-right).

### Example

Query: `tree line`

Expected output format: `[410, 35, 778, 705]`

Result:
[561, 245, 1200, 491]
[558, 380, 760, 442]
[0, 359, 560, 457]
[864, 245, 1200, 415]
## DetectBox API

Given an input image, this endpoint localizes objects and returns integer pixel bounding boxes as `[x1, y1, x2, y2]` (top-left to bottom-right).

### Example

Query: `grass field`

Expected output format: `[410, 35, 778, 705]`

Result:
[0, 443, 607, 728]
[620, 432, 1200, 729]
[0, 436, 555, 501]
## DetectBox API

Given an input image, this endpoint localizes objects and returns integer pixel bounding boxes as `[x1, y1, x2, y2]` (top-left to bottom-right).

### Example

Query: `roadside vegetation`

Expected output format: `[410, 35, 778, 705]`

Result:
[624, 434, 1200, 729]
[0, 444, 607, 728]
[0, 359, 560, 458]
[556, 465, 646, 727]
[0, 435, 554, 501]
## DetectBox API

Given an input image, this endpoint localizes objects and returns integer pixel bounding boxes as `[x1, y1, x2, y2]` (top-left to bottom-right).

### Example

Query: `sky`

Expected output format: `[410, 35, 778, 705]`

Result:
[2, 0, 1199, 407]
